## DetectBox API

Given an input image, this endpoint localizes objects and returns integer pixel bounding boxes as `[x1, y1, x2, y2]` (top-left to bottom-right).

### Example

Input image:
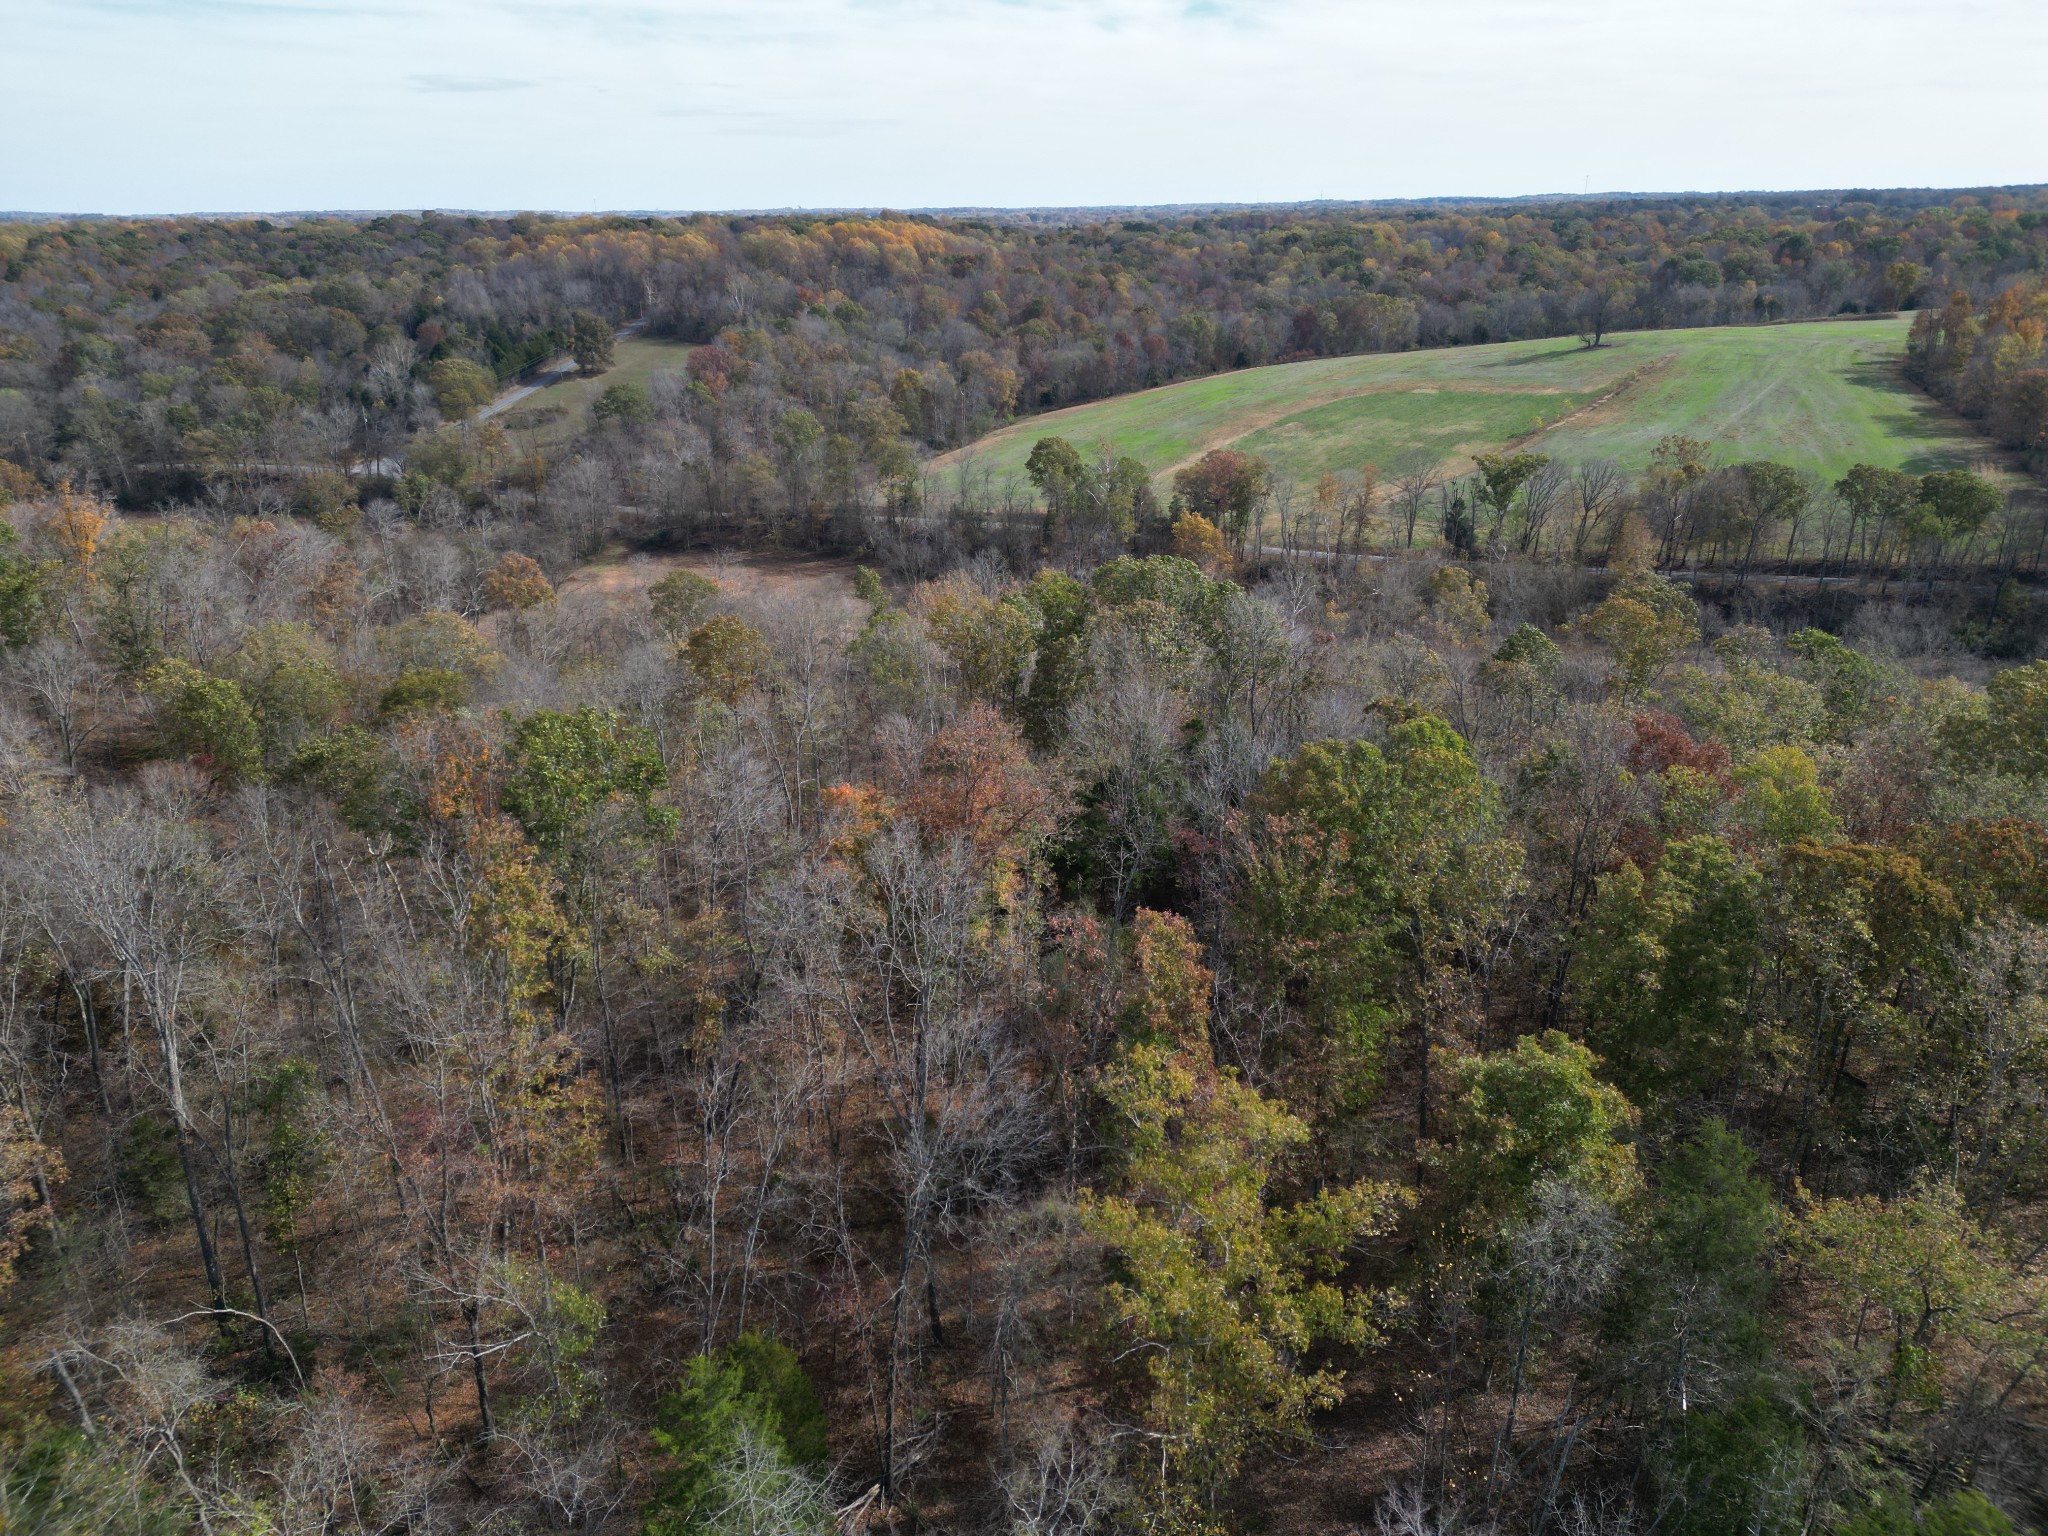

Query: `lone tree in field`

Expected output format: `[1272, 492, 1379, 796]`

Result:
[1575, 282, 1629, 348]
[570, 310, 615, 375]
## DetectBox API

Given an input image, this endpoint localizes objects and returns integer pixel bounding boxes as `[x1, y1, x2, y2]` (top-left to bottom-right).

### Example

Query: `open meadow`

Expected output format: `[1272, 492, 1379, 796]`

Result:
[939, 316, 1995, 493]
[494, 334, 695, 446]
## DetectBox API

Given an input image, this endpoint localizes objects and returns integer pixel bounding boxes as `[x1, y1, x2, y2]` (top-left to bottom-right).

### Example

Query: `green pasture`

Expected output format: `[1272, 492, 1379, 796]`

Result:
[938, 317, 1992, 494]
[497, 335, 694, 444]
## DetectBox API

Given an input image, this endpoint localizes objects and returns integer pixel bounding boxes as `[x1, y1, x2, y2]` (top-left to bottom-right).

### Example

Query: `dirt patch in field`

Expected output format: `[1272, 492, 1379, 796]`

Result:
[553, 546, 864, 623]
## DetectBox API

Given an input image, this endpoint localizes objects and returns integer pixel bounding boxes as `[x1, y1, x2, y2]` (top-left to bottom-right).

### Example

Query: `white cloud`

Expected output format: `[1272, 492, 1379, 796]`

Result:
[2, 0, 2043, 212]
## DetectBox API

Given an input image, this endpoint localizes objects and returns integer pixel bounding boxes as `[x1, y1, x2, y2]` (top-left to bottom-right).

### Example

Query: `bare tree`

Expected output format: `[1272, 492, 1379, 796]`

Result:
[1393, 458, 1442, 549]
[1567, 460, 1626, 565]
[1573, 283, 1628, 348]
[1516, 460, 1571, 557]
[37, 773, 235, 1315]
[774, 822, 1046, 1500]
[12, 638, 108, 771]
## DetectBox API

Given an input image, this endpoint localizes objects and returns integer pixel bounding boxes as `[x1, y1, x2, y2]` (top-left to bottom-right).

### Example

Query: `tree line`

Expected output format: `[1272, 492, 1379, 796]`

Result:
[1908, 277, 2048, 475]
[991, 430, 2038, 639]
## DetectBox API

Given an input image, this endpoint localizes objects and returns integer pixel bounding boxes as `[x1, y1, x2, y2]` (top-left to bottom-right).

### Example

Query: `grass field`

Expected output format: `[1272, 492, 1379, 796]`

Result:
[938, 317, 1995, 493]
[497, 335, 694, 445]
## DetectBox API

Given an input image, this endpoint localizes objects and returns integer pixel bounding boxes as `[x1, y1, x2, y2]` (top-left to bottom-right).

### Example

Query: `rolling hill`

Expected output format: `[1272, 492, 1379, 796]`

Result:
[937, 316, 1994, 494]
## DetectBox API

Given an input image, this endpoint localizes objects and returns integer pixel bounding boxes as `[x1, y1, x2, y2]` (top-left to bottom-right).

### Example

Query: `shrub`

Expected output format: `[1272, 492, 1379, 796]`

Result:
[378, 667, 468, 719]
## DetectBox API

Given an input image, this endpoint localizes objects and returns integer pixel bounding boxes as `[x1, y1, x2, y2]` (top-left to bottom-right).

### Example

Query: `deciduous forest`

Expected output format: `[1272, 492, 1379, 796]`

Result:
[5, 188, 2047, 522]
[0, 189, 2045, 1536]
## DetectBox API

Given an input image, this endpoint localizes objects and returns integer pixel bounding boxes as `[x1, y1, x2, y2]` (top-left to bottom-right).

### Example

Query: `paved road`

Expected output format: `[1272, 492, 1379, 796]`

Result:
[476, 319, 647, 422]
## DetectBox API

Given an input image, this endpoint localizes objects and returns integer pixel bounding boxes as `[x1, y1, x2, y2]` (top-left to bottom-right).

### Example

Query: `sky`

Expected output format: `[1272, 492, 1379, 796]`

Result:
[6, 0, 2046, 215]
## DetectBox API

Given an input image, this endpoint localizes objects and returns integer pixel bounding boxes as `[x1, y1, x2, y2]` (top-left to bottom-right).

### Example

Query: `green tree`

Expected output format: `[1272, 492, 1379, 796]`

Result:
[923, 586, 1039, 718]
[1735, 745, 1840, 847]
[643, 1334, 829, 1535]
[1471, 451, 1550, 546]
[1786, 628, 1888, 742]
[426, 356, 497, 419]
[1422, 564, 1490, 644]
[1582, 836, 1764, 1104]
[1616, 1121, 1780, 1433]
[1479, 623, 1564, 732]
[1099, 450, 1164, 547]
[592, 380, 653, 427]
[1793, 1182, 2032, 1435]
[501, 707, 674, 866]
[569, 310, 614, 374]
[1490, 623, 1562, 678]
[1729, 461, 1811, 580]
[648, 568, 720, 638]
[378, 666, 468, 718]
[1082, 912, 1404, 1513]
[492, 1259, 609, 1448]
[1236, 718, 1523, 1134]
[1910, 469, 2000, 561]
[1011, 569, 1093, 747]
[1025, 438, 1151, 556]
[143, 657, 264, 783]
[223, 620, 348, 762]
[1657, 1395, 1808, 1536]
[0, 524, 52, 649]
[284, 726, 395, 833]
[1840, 1490, 2018, 1536]
[290, 469, 359, 533]
[0, 1416, 180, 1536]
[1576, 571, 1701, 695]
[1433, 1030, 1640, 1235]
[1942, 659, 2048, 779]
[1025, 435, 1088, 528]
[1090, 554, 1237, 636]
[251, 1060, 327, 1326]
[681, 614, 774, 707]
[1834, 464, 1920, 574]
[1172, 449, 1269, 553]
[1772, 842, 1961, 1176]
[376, 609, 501, 685]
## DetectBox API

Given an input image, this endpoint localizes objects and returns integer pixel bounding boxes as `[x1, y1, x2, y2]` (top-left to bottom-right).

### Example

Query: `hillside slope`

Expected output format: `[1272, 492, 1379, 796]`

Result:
[938, 316, 1992, 491]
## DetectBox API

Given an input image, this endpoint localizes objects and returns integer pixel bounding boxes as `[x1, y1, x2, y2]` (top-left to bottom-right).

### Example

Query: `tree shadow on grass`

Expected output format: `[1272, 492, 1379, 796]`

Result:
[1846, 356, 1923, 400]
[1846, 357, 1982, 472]
[1900, 445, 1980, 473]
[1487, 341, 1618, 368]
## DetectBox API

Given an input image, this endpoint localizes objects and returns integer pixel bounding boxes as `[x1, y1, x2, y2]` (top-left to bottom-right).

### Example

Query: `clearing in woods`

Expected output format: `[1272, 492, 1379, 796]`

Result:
[937, 316, 1992, 492]
[551, 547, 862, 623]
[495, 335, 696, 445]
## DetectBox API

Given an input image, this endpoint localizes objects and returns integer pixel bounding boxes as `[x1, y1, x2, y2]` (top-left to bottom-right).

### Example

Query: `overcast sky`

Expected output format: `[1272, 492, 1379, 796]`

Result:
[7, 0, 2045, 215]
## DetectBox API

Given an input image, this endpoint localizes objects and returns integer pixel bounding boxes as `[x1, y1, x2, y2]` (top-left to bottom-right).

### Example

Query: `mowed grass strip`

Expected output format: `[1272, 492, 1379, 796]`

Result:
[1521, 320, 1979, 477]
[939, 317, 1991, 493]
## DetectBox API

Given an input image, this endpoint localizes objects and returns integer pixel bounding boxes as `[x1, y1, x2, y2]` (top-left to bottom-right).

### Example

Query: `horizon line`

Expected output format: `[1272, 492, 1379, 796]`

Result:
[6, 182, 2047, 224]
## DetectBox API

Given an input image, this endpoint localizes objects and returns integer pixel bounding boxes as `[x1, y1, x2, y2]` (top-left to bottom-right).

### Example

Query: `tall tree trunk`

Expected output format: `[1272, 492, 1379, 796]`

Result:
[219, 1100, 274, 1348]
[172, 1118, 228, 1314]
[465, 1298, 494, 1440]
